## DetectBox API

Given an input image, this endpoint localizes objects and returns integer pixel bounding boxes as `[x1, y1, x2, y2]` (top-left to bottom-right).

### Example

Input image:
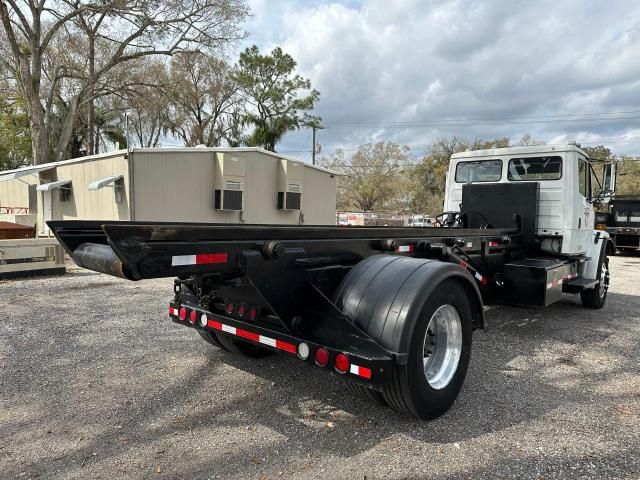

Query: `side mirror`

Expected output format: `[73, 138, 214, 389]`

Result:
[602, 163, 616, 194]
[599, 190, 613, 205]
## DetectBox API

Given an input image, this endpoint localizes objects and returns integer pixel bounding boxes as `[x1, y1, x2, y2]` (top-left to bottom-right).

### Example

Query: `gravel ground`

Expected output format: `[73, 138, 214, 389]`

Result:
[1, 255, 639, 480]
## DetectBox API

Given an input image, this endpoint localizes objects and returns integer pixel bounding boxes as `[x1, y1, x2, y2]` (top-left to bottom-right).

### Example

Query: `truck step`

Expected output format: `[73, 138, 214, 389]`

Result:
[565, 278, 599, 289]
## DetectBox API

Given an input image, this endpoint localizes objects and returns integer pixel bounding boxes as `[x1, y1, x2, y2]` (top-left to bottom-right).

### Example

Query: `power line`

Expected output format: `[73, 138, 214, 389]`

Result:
[280, 139, 640, 155]
[322, 115, 640, 129]
[322, 109, 640, 127]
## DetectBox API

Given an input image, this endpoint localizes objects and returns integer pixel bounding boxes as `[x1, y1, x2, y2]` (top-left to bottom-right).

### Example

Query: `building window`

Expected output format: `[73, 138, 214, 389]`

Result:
[114, 178, 124, 203]
[59, 186, 72, 202]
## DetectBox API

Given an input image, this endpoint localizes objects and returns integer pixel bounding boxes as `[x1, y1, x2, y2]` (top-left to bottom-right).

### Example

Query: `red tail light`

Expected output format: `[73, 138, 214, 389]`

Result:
[334, 353, 350, 374]
[249, 307, 257, 321]
[315, 347, 329, 367]
[237, 304, 246, 317]
[226, 303, 235, 314]
[188, 309, 197, 324]
[178, 307, 187, 321]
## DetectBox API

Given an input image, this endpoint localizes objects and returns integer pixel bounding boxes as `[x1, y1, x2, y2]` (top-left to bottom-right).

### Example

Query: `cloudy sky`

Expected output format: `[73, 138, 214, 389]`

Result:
[241, 0, 640, 161]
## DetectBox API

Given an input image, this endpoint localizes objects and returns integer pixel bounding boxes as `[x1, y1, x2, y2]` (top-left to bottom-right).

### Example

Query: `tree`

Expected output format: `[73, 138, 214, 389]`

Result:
[0, 89, 31, 170]
[166, 53, 240, 147]
[105, 60, 172, 148]
[0, 0, 249, 164]
[518, 133, 544, 146]
[410, 137, 468, 215]
[583, 145, 640, 197]
[582, 145, 613, 161]
[616, 156, 640, 196]
[233, 45, 320, 151]
[322, 142, 410, 212]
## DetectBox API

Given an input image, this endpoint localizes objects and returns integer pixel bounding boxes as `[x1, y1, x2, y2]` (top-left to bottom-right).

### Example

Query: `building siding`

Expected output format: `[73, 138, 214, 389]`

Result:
[302, 166, 337, 224]
[0, 148, 336, 234]
[35, 153, 129, 234]
[131, 150, 238, 223]
[131, 149, 336, 225]
[0, 176, 35, 210]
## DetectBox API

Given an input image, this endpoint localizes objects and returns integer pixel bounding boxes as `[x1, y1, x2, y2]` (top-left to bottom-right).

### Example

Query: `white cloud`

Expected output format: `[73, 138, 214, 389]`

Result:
[245, 0, 640, 159]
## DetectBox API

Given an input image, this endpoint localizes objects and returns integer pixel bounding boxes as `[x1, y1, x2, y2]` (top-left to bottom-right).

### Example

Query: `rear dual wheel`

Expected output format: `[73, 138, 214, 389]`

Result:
[334, 255, 474, 419]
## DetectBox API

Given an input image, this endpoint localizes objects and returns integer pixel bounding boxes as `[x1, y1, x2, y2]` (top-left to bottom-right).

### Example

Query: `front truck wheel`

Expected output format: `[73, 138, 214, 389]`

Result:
[334, 255, 480, 419]
[581, 253, 610, 309]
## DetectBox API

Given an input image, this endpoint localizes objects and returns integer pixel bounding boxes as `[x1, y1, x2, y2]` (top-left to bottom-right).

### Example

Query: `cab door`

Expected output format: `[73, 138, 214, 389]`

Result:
[575, 156, 593, 247]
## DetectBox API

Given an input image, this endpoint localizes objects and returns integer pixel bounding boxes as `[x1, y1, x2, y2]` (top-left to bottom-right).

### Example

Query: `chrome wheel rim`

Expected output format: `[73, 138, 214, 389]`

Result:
[599, 260, 609, 299]
[423, 304, 463, 390]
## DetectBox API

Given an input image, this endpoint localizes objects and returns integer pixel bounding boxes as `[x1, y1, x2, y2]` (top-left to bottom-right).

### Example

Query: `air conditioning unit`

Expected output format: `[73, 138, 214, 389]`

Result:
[277, 159, 304, 210]
[214, 153, 245, 211]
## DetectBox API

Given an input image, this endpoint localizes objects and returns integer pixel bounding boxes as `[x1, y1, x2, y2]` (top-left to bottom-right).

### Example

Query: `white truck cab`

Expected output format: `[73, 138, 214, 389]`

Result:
[444, 145, 616, 279]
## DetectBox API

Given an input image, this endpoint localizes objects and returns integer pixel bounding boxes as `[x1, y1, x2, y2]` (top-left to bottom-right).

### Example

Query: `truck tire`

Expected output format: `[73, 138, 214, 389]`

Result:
[344, 381, 387, 406]
[197, 330, 227, 349]
[334, 255, 476, 419]
[606, 240, 616, 256]
[581, 255, 609, 309]
[214, 331, 275, 358]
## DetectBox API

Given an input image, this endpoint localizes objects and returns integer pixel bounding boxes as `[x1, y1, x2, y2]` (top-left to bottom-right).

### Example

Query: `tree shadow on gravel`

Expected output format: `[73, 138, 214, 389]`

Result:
[3, 287, 638, 480]
[164, 289, 640, 479]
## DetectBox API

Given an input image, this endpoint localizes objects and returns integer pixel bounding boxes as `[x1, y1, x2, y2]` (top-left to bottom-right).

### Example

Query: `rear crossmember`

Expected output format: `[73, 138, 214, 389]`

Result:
[168, 301, 393, 385]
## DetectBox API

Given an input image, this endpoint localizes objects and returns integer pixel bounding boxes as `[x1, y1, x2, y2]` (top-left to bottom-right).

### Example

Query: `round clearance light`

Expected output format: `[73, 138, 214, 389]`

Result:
[297, 342, 310, 360]
[315, 347, 329, 367]
[178, 307, 187, 321]
[199, 313, 208, 327]
[226, 303, 235, 314]
[237, 304, 246, 317]
[334, 353, 350, 374]
[188, 309, 197, 324]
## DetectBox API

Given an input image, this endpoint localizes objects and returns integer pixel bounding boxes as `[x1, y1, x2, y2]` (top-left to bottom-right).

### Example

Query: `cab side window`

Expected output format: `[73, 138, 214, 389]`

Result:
[578, 159, 590, 198]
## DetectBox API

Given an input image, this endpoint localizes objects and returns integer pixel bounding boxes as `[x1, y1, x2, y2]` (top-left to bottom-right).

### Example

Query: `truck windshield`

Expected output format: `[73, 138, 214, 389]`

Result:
[455, 160, 502, 183]
[508, 156, 562, 181]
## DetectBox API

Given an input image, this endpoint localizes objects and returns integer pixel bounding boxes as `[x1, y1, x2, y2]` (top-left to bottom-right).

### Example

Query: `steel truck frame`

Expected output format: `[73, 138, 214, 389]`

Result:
[49, 221, 605, 418]
[49, 145, 614, 420]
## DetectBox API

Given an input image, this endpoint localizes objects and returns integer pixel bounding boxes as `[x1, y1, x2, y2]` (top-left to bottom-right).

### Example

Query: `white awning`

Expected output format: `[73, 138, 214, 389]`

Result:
[36, 180, 72, 191]
[0, 165, 55, 182]
[88, 175, 123, 191]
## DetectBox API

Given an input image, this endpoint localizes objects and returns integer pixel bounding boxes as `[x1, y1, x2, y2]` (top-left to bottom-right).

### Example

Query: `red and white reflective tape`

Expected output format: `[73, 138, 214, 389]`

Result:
[349, 364, 372, 379]
[474, 271, 488, 285]
[546, 272, 578, 289]
[395, 244, 415, 253]
[205, 317, 298, 354]
[459, 261, 488, 285]
[172, 253, 228, 266]
[169, 306, 373, 381]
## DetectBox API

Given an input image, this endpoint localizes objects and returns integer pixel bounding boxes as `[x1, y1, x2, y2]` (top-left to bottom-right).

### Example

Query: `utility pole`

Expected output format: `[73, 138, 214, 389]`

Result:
[124, 111, 131, 157]
[311, 124, 324, 165]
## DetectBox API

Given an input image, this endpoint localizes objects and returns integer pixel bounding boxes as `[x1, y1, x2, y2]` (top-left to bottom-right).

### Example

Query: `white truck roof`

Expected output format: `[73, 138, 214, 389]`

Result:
[451, 144, 588, 160]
